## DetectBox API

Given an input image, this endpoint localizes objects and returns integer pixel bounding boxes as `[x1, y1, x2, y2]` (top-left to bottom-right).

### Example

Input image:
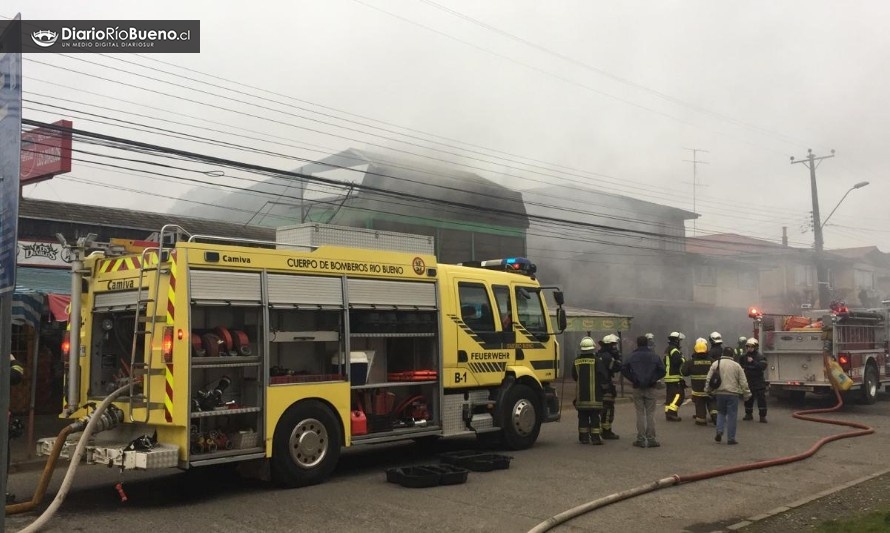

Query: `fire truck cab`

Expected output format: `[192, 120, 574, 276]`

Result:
[750, 305, 890, 403]
[42, 224, 566, 487]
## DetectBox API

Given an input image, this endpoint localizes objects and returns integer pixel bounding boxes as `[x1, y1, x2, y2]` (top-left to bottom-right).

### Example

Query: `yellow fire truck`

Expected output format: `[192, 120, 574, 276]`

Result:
[42, 224, 566, 487]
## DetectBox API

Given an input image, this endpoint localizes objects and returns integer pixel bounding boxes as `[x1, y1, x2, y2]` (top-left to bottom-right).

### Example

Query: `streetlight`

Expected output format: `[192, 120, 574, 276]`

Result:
[820, 181, 869, 229]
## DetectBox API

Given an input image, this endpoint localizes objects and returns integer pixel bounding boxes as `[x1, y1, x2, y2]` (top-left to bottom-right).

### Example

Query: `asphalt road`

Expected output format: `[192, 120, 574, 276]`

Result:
[5, 391, 889, 532]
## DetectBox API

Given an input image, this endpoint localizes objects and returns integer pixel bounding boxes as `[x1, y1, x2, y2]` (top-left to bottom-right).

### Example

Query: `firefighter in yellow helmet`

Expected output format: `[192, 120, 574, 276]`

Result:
[680, 338, 715, 426]
[572, 337, 605, 445]
[663, 332, 687, 421]
[597, 334, 622, 440]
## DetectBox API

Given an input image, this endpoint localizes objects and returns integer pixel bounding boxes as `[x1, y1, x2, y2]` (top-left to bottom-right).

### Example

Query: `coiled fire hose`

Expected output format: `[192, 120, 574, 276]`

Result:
[529, 363, 874, 533]
[8, 383, 132, 532]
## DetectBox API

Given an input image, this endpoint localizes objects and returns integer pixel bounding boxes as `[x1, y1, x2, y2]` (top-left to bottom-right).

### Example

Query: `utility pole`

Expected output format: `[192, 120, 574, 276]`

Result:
[791, 148, 835, 308]
[683, 148, 709, 236]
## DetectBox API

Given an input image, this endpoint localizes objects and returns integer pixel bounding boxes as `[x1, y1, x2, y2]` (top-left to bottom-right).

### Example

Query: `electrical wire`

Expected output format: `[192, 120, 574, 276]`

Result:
[21, 95, 822, 247]
[21, 122, 811, 257]
[21, 56, 835, 236]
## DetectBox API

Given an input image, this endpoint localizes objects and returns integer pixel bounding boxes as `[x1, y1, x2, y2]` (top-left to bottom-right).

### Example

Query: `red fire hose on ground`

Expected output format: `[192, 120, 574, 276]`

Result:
[528, 381, 875, 532]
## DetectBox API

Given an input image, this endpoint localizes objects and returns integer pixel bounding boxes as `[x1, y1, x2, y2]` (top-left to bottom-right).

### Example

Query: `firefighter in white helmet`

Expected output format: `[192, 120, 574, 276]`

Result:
[663, 332, 687, 421]
[707, 331, 723, 362]
[645, 332, 656, 350]
[739, 337, 768, 422]
[572, 337, 605, 445]
[597, 334, 622, 440]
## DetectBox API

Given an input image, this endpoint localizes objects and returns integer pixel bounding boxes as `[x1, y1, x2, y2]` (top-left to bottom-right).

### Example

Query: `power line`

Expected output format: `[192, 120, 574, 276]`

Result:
[22, 119, 809, 257]
[20, 87, 820, 245]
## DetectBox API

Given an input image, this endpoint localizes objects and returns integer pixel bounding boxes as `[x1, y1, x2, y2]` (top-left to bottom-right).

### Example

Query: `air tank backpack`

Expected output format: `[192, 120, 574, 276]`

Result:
[708, 359, 722, 390]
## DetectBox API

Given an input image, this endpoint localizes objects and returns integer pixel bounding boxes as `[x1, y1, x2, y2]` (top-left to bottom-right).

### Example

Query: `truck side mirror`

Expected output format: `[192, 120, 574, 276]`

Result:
[554, 291, 565, 306]
[556, 308, 567, 333]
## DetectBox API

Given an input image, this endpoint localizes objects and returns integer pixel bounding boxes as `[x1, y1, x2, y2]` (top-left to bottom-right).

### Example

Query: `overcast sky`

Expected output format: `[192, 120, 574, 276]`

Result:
[11, 1, 890, 252]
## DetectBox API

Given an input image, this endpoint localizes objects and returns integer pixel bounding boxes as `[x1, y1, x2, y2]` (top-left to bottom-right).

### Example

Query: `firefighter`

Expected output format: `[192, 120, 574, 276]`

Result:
[707, 331, 724, 362]
[6, 354, 24, 504]
[663, 332, 686, 422]
[597, 334, 622, 440]
[739, 338, 768, 422]
[572, 337, 605, 445]
[735, 336, 747, 358]
[681, 339, 714, 426]
[645, 332, 656, 350]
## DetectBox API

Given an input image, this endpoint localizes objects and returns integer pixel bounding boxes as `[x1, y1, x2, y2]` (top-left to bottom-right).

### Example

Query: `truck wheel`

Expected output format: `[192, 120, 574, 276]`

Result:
[860, 364, 878, 405]
[271, 401, 341, 488]
[500, 384, 541, 450]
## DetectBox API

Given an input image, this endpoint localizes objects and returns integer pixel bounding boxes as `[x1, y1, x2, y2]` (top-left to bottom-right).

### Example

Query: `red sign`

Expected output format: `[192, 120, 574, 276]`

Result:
[20, 119, 72, 185]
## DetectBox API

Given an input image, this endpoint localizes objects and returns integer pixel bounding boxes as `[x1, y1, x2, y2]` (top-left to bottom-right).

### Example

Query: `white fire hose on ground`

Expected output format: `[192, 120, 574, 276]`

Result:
[14, 383, 131, 533]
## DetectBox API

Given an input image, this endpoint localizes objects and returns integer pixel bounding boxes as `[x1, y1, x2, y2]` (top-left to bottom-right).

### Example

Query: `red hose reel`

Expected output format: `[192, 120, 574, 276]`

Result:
[191, 327, 251, 357]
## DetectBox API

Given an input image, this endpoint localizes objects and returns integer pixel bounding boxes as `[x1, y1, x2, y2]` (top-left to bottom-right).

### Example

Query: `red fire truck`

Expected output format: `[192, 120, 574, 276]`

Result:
[749, 305, 890, 403]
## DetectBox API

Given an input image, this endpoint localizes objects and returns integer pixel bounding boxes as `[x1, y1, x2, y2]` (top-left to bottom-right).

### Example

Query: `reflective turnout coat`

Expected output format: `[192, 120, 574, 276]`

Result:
[573, 352, 606, 409]
[680, 353, 712, 397]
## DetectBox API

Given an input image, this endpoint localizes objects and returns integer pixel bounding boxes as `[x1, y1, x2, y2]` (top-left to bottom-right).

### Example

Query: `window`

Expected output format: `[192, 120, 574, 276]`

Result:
[855, 269, 875, 290]
[795, 264, 814, 287]
[738, 270, 757, 290]
[694, 265, 716, 286]
[515, 286, 546, 333]
[492, 285, 513, 330]
[458, 283, 495, 332]
[439, 229, 473, 263]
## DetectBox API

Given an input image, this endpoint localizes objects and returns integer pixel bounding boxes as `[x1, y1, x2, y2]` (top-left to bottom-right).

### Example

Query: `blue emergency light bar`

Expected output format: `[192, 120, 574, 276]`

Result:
[477, 257, 537, 276]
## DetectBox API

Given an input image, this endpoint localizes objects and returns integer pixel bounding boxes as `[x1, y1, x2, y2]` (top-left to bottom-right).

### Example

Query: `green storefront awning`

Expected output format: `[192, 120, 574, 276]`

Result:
[16, 267, 72, 294]
[551, 306, 632, 332]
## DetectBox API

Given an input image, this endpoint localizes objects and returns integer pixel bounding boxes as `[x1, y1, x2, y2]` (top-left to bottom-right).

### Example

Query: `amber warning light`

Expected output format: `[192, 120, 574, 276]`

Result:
[162, 326, 174, 362]
[61, 331, 70, 362]
[748, 307, 762, 318]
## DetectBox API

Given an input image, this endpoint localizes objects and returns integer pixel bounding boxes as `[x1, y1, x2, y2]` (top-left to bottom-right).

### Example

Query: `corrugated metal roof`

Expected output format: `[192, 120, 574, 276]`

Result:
[19, 198, 275, 241]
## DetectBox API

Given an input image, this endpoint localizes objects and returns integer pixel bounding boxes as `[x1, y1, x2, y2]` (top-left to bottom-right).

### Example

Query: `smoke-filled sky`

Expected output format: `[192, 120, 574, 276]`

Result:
[13, 1, 890, 252]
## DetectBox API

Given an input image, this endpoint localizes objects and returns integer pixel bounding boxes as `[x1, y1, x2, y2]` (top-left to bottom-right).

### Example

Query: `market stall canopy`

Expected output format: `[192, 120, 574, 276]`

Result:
[12, 267, 73, 325]
[12, 291, 43, 328]
[550, 305, 632, 332]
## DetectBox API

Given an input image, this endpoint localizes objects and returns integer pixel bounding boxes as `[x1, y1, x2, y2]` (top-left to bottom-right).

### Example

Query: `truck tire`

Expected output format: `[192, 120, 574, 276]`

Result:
[500, 384, 541, 450]
[271, 401, 341, 488]
[860, 363, 878, 405]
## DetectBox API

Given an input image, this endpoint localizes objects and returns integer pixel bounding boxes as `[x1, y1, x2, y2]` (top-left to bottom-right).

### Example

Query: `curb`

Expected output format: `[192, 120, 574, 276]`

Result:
[720, 465, 890, 531]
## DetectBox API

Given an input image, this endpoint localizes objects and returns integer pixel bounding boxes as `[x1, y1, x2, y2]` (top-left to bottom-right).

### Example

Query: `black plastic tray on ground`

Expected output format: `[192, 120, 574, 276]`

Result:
[386, 466, 441, 488]
[438, 450, 513, 472]
[385, 464, 470, 487]
[421, 464, 470, 485]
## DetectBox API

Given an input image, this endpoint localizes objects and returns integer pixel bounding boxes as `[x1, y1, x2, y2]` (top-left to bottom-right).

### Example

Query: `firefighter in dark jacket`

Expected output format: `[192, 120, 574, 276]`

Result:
[6, 354, 24, 503]
[739, 338, 768, 422]
[597, 334, 622, 440]
[707, 331, 724, 362]
[681, 338, 715, 426]
[735, 336, 747, 358]
[663, 332, 686, 421]
[572, 337, 606, 445]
